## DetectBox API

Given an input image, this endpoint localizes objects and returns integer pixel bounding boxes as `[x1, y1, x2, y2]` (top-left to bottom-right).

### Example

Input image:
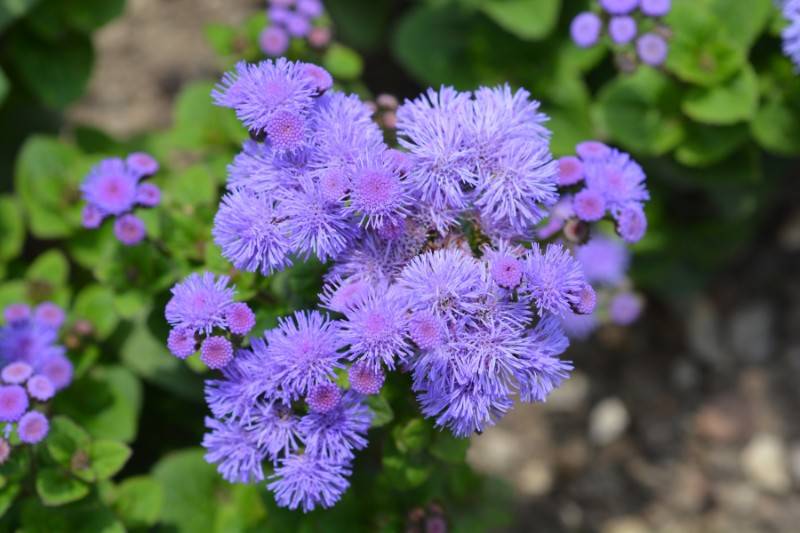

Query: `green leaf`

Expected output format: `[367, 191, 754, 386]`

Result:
[62, 0, 125, 32]
[393, 418, 431, 454]
[0, 196, 24, 262]
[479, 0, 560, 41]
[20, 496, 125, 532]
[675, 123, 749, 167]
[73, 285, 119, 339]
[323, 44, 363, 81]
[0, 483, 20, 517]
[9, 31, 94, 108]
[36, 468, 90, 506]
[595, 68, 684, 156]
[0, 0, 41, 32]
[170, 81, 246, 149]
[366, 394, 394, 428]
[113, 476, 163, 528]
[751, 99, 800, 155]
[665, 1, 745, 87]
[162, 164, 218, 208]
[0, 281, 26, 312]
[54, 366, 142, 443]
[14, 136, 83, 239]
[47, 416, 91, 467]
[325, 0, 392, 50]
[682, 65, 758, 125]
[710, 0, 773, 50]
[90, 440, 131, 481]
[430, 432, 471, 463]
[26, 249, 69, 288]
[0, 67, 8, 106]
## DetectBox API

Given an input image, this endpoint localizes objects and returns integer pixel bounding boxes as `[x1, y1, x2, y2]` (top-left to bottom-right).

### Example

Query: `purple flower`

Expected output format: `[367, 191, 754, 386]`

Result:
[319, 277, 371, 314]
[263, 311, 345, 400]
[515, 316, 572, 403]
[337, 289, 411, 371]
[213, 189, 292, 276]
[82, 204, 104, 229]
[297, 0, 323, 18]
[610, 292, 644, 325]
[167, 328, 196, 359]
[299, 391, 371, 461]
[34, 302, 64, 330]
[27, 375, 54, 401]
[281, 176, 358, 262]
[260, 26, 290, 56]
[783, 0, 800, 71]
[202, 417, 265, 483]
[584, 149, 649, 211]
[573, 283, 597, 315]
[268, 453, 351, 512]
[560, 312, 598, 340]
[523, 244, 587, 317]
[81, 158, 139, 216]
[213, 59, 315, 133]
[557, 156, 584, 186]
[575, 236, 630, 285]
[609, 16, 637, 45]
[201, 336, 234, 370]
[640, 0, 671, 17]
[571, 12, 602, 48]
[397, 248, 489, 326]
[247, 402, 302, 461]
[302, 63, 333, 93]
[348, 361, 385, 395]
[18, 411, 49, 443]
[39, 352, 73, 391]
[346, 153, 410, 230]
[225, 303, 256, 336]
[286, 13, 311, 37]
[396, 87, 475, 210]
[573, 189, 607, 222]
[408, 311, 446, 350]
[483, 241, 526, 290]
[165, 272, 235, 335]
[2, 362, 32, 384]
[0, 386, 28, 422]
[615, 204, 648, 243]
[306, 382, 342, 413]
[636, 33, 669, 66]
[3, 304, 30, 325]
[0, 320, 59, 365]
[265, 110, 307, 153]
[126, 152, 159, 178]
[113, 214, 146, 246]
[576, 141, 611, 161]
[599, 0, 639, 15]
[135, 183, 161, 207]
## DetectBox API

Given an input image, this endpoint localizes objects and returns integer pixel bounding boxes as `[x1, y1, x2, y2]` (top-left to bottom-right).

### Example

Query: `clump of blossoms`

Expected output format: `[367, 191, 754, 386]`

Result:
[80, 152, 161, 246]
[163, 57, 643, 512]
[571, 0, 671, 69]
[165, 273, 256, 369]
[540, 140, 650, 338]
[783, 0, 800, 71]
[0, 303, 75, 458]
[260, 0, 330, 56]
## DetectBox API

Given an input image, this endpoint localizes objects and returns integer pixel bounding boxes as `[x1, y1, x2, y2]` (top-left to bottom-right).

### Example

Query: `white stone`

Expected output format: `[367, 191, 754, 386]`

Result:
[589, 397, 630, 446]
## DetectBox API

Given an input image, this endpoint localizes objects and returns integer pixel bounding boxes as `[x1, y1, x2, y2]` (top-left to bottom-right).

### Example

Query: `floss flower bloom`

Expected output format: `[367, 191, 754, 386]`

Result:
[80, 152, 161, 245]
[178, 58, 656, 512]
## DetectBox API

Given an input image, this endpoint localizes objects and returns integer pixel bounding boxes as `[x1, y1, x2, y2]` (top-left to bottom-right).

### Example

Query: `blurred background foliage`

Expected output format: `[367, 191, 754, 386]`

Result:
[0, 0, 798, 530]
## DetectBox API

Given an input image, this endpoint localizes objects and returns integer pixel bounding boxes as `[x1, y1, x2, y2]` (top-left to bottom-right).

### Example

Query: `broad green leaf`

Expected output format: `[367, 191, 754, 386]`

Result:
[0, 67, 8, 106]
[8, 31, 94, 108]
[479, 0, 560, 41]
[393, 418, 431, 454]
[112, 476, 163, 528]
[90, 440, 131, 481]
[366, 393, 394, 427]
[162, 164, 218, 208]
[676, 123, 749, 167]
[170, 81, 246, 149]
[665, 1, 745, 87]
[595, 68, 684, 156]
[0, 0, 41, 32]
[0, 483, 19, 517]
[323, 44, 363, 81]
[0, 281, 26, 314]
[752, 99, 800, 155]
[26, 249, 69, 288]
[14, 136, 83, 239]
[682, 65, 758, 125]
[73, 285, 119, 339]
[36, 468, 90, 506]
[46, 416, 91, 467]
[62, 0, 125, 32]
[430, 432, 471, 463]
[0, 196, 24, 262]
[20, 496, 125, 532]
[54, 366, 142, 443]
[549, 106, 595, 157]
[325, 0, 392, 50]
[711, 0, 773, 50]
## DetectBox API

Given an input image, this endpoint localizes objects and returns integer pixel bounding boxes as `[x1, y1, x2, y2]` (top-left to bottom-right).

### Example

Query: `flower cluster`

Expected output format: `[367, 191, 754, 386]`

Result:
[783, 0, 800, 71]
[261, 0, 329, 56]
[81, 152, 161, 246]
[0, 303, 75, 458]
[165, 273, 256, 369]
[166, 57, 654, 512]
[571, 0, 671, 68]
